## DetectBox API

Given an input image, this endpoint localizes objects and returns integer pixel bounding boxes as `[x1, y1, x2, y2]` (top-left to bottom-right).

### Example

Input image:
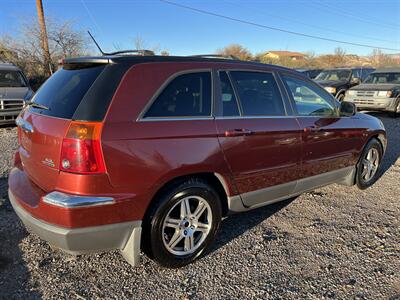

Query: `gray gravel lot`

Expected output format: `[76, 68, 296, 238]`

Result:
[0, 113, 399, 299]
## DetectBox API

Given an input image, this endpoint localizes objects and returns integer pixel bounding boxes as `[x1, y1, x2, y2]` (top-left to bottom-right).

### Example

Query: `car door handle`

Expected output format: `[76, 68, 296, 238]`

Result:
[304, 126, 321, 133]
[224, 129, 253, 137]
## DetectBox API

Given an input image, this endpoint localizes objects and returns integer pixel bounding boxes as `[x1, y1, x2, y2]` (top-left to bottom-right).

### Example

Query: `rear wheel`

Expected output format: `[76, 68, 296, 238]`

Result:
[143, 178, 222, 268]
[356, 139, 383, 189]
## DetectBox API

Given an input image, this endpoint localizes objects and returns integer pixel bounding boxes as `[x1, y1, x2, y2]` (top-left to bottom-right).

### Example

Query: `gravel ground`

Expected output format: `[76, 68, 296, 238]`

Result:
[0, 113, 399, 300]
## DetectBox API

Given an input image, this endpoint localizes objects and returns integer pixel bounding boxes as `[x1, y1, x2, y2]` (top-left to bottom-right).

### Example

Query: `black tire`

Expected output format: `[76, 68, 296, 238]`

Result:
[389, 98, 400, 118]
[337, 93, 345, 102]
[142, 178, 222, 268]
[356, 138, 383, 190]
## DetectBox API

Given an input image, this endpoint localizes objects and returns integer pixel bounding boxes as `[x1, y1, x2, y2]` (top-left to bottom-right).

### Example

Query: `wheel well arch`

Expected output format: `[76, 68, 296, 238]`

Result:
[143, 172, 230, 224]
[357, 133, 386, 165]
[370, 133, 386, 153]
[336, 89, 347, 98]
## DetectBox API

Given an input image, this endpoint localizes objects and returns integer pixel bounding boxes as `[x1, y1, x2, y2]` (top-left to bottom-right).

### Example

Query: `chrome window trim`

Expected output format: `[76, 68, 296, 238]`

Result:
[43, 191, 115, 208]
[139, 116, 215, 122]
[137, 69, 214, 122]
[214, 115, 351, 120]
[215, 115, 294, 120]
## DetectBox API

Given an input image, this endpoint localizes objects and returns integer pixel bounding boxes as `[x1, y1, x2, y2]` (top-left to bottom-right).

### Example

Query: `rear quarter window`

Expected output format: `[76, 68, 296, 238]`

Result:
[144, 72, 212, 118]
[29, 65, 105, 119]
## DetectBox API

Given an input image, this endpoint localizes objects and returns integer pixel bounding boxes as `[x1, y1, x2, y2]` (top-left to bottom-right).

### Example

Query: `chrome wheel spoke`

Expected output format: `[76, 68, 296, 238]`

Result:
[370, 149, 377, 163]
[193, 201, 207, 219]
[180, 198, 191, 219]
[165, 217, 181, 229]
[361, 161, 369, 177]
[184, 236, 194, 252]
[168, 231, 183, 248]
[368, 151, 373, 162]
[196, 222, 210, 233]
[366, 168, 373, 181]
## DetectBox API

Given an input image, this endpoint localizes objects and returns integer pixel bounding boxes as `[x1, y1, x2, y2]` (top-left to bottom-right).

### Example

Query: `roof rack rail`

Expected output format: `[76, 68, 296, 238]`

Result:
[105, 49, 155, 56]
[189, 54, 239, 60]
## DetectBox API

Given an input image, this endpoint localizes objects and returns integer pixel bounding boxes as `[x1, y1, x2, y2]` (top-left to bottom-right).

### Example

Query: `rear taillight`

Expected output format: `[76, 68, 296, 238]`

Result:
[14, 151, 21, 166]
[60, 122, 106, 174]
[17, 127, 22, 145]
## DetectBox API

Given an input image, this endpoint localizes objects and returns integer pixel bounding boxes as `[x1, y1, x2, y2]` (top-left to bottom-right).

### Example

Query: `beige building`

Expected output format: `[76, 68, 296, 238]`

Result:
[264, 51, 305, 61]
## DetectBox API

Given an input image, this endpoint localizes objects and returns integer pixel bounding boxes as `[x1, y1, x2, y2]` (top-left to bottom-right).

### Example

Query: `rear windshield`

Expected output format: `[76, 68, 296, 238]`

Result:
[29, 65, 105, 119]
[0, 70, 27, 87]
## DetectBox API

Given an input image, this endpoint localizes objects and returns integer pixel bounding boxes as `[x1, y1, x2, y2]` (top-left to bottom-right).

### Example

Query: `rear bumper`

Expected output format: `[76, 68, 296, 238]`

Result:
[9, 189, 142, 266]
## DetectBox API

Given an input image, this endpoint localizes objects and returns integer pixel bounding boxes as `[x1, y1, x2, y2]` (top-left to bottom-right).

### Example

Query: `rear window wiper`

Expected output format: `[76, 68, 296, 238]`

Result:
[25, 101, 50, 111]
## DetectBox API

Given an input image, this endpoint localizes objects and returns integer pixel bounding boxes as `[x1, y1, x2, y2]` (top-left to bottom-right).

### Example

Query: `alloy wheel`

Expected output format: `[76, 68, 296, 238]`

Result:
[361, 148, 380, 182]
[162, 196, 212, 256]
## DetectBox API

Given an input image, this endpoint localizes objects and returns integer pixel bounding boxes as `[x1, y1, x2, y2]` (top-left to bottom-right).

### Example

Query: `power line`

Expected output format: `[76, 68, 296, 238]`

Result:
[227, 1, 397, 45]
[160, 0, 400, 52]
[80, 0, 104, 36]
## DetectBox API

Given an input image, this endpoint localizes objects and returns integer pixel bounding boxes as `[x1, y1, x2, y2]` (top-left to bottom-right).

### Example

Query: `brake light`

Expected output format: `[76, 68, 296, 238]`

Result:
[60, 122, 106, 174]
[17, 127, 22, 145]
[14, 151, 21, 166]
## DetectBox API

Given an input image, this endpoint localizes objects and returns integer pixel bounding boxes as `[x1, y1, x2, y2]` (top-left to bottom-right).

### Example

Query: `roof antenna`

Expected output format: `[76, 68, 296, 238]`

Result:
[88, 31, 106, 55]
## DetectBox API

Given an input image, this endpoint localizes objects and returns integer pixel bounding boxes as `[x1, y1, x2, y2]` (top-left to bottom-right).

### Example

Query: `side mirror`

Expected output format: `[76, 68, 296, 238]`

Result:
[351, 77, 361, 84]
[340, 101, 356, 117]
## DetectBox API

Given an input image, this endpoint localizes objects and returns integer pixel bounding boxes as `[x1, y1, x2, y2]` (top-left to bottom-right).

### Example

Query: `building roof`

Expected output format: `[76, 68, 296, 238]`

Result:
[266, 51, 305, 57]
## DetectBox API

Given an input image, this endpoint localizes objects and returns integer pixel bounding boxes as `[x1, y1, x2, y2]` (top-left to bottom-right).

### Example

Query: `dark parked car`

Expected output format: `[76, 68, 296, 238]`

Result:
[315, 67, 374, 101]
[295, 68, 323, 79]
[0, 63, 33, 125]
[344, 68, 400, 117]
[10, 54, 386, 268]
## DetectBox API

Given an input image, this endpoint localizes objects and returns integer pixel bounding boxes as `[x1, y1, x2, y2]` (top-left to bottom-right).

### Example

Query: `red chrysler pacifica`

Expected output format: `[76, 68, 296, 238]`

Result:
[10, 54, 386, 268]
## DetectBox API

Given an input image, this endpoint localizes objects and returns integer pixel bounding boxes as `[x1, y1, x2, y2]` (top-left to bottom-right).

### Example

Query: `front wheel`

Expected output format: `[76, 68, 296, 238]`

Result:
[389, 98, 400, 118]
[356, 138, 383, 189]
[144, 178, 222, 268]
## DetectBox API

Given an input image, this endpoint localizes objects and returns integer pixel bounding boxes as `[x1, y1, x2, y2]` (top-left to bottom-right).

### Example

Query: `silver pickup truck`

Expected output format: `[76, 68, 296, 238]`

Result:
[0, 63, 33, 125]
[344, 68, 400, 118]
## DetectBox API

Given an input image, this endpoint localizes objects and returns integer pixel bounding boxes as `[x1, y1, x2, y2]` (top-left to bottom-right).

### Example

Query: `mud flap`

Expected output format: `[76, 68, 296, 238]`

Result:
[120, 227, 142, 267]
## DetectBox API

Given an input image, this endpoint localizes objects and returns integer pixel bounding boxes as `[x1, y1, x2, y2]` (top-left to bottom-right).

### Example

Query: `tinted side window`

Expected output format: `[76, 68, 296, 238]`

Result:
[230, 71, 285, 116]
[352, 69, 361, 79]
[145, 72, 212, 118]
[283, 75, 337, 117]
[361, 68, 373, 80]
[219, 71, 239, 116]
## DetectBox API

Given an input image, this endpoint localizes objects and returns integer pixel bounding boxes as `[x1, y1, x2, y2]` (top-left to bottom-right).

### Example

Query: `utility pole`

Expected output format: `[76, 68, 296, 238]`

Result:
[36, 0, 52, 76]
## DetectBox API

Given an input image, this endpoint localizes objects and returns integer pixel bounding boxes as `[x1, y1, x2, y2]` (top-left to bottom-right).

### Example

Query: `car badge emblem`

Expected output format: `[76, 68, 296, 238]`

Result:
[42, 158, 55, 168]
